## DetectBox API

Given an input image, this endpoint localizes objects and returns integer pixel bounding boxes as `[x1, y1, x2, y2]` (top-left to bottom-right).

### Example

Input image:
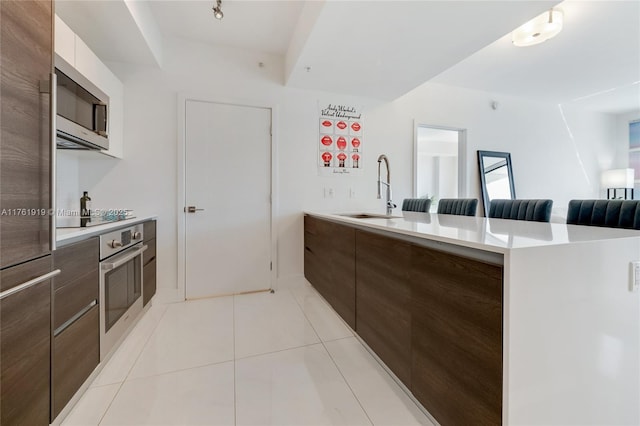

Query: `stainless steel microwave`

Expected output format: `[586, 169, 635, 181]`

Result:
[55, 55, 109, 150]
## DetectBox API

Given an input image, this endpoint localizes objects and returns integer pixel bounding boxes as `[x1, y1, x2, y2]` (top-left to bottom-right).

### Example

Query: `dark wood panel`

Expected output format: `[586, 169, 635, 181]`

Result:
[52, 305, 99, 419]
[143, 257, 157, 306]
[303, 215, 322, 236]
[53, 237, 99, 291]
[143, 220, 156, 242]
[143, 237, 156, 266]
[0, 0, 53, 269]
[53, 269, 99, 330]
[1, 258, 51, 426]
[0, 254, 50, 292]
[326, 222, 355, 329]
[303, 230, 331, 295]
[411, 245, 503, 426]
[356, 230, 412, 385]
[303, 216, 356, 328]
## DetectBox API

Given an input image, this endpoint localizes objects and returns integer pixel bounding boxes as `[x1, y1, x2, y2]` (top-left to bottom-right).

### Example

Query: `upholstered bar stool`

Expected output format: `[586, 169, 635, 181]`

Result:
[401, 198, 432, 212]
[489, 199, 553, 222]
[566, 199, 640, 230]
[437, 198, 478, 216]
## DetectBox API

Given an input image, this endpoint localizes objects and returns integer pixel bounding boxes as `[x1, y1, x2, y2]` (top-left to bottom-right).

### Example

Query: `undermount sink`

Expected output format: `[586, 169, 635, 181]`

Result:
[338, 213, 401, 219]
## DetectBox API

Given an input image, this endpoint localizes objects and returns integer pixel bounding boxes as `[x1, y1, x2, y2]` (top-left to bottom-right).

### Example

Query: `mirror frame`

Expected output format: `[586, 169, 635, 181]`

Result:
[477, 150, 516, 217]
[413, 122, 468, 201]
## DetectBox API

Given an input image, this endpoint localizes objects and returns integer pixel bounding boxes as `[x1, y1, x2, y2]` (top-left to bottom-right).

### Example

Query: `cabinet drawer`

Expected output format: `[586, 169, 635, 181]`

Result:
[1, 259, 52, 426]
[52, 304, 99, 419]
[143, 237, 156, 266]
[143, 220, 156, 242]
[143, 257, 157, 306]
[53, 237, 99, 291]
[53, 268, 99, 331]
[0, 255, 51, 292]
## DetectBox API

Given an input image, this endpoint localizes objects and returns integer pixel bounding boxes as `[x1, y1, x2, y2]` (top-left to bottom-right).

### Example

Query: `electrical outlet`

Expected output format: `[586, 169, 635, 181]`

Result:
[631, 261, 640, 292]
[328, 188, 335, 198]
[350, 188, 357, 198]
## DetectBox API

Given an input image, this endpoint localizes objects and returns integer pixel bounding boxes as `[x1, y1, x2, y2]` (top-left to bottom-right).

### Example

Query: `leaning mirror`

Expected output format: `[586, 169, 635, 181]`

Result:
[477, 150, 516, 217]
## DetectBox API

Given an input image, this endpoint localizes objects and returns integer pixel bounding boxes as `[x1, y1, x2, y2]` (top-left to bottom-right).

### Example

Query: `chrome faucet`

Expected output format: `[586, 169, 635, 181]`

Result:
[377, 154, 396, 215]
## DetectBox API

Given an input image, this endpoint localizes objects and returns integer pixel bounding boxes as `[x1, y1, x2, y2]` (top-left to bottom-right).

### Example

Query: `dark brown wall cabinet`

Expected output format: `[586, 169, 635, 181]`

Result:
[303, 215, 355, 328]
[0, 0, 53, 269]
[143, 220, 157, 306]
[411, 245, 503, 426]
[303, 215, 504, 426]
[355, 230, 412, 386]
[1, 257, 53, 426]
[52, 238, 100, 419]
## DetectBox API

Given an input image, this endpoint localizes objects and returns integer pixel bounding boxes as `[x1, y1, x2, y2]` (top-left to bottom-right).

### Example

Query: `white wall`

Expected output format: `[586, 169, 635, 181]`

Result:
[56, 150, 81, 227]
[368, 83, 620, 218]
[614, 111, 640, 194]
[68, 35, 623, 293]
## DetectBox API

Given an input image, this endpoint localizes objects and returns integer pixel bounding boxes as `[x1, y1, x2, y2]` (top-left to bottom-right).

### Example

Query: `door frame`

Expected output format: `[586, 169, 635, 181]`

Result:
[177, 94, 279, 301]
[413, 121, 468, 201]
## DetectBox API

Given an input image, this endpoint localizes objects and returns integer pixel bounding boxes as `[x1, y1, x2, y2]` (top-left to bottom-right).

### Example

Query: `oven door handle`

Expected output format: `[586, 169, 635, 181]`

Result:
[102, 245, 147, 271]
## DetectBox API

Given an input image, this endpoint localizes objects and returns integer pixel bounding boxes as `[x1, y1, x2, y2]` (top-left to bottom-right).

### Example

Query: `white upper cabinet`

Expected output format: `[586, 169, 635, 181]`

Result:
[54, 14, 124, 159]
[54, 14, 74, 66]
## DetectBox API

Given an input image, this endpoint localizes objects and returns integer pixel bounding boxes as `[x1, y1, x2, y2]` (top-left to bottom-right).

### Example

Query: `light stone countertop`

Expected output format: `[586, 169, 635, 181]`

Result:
[55, 215, 157, 247]
[305, 210, 640, 254]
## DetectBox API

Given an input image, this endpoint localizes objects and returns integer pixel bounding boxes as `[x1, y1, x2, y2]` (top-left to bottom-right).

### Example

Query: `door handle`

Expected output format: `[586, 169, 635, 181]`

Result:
[185, 206, 205, 213]
[101, 245, 147, 271]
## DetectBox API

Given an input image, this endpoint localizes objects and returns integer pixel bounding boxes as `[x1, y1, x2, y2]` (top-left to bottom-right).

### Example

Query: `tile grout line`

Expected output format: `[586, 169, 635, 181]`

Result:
[109, 357, 235, 384]
[235, 340, 325, 362]
[295, 284, 434, 425]
[286, 286, 375, 426]
[233, 293, 237, 426]
[96, 305, 170, 425]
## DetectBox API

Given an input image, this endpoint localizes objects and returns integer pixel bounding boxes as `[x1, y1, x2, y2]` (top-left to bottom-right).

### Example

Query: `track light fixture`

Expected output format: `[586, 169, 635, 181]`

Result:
[212, 0, 223, 20]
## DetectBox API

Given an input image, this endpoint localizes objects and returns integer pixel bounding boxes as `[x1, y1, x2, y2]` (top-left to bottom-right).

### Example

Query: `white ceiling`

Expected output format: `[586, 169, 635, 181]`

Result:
[148, 0, 305, 55]
[432, 0, 640, 114]
[56, 0, 161, 66]
[284, 1, 558, 100]
[56, 0, 639, 113]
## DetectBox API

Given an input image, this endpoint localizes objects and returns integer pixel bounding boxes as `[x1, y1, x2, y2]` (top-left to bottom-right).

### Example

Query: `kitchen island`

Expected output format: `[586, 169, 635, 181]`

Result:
[304, 211, 640, 426]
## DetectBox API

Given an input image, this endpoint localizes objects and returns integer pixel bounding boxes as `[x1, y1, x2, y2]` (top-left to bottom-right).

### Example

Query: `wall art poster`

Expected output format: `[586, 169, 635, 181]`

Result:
[318, 102, 363, 176]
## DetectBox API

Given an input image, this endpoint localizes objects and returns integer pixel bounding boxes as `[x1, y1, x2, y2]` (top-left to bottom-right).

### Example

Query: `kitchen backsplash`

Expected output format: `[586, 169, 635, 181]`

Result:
[56, 150, 82, 227]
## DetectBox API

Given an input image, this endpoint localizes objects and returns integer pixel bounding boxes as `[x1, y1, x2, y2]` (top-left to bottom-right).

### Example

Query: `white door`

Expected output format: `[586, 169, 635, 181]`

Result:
[184, 100, 272, 298]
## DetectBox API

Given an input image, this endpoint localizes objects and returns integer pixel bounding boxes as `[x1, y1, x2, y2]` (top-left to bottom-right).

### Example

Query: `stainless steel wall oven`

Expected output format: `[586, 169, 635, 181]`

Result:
[99, 224, 146, 360]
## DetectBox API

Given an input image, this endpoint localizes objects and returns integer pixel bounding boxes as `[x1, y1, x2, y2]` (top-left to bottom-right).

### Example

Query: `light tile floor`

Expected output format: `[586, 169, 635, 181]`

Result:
[62, 278, 434, 426]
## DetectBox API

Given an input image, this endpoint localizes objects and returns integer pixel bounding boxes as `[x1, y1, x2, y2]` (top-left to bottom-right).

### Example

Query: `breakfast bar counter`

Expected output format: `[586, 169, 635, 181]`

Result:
[304, 211, 640, 426]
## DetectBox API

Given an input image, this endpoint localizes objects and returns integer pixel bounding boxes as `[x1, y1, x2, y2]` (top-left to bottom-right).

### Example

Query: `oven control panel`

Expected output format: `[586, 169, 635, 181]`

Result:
[100, 224, 144, 260]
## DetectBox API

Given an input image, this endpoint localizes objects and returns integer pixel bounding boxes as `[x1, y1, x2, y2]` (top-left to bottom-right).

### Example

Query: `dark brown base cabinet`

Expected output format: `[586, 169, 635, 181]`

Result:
[1, 257, 53, 426]
[303, 215, 504, 426]
[52, 305, 100, 418]
[356, 230, 412, 386]
[411, 244, 503, 426]
[52, 238, 100, 419]
[143, 220, 157, 306]
[304, 215, 356, 328]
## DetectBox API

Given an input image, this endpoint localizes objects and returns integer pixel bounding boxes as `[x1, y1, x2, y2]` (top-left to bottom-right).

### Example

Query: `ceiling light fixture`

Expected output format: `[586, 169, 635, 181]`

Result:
[512, 8, 563, 47]
[212, 0, 223, 20]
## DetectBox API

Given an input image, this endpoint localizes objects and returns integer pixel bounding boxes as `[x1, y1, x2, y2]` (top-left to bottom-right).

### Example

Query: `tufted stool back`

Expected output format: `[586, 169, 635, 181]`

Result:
[489, 199, 553, 222]
[437, 198, 478, 216]
[566, 199, 640, 229]
[401, 198, 432, 212]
